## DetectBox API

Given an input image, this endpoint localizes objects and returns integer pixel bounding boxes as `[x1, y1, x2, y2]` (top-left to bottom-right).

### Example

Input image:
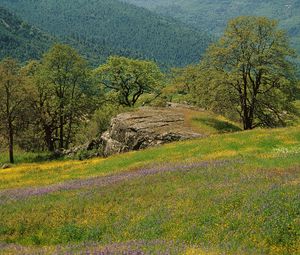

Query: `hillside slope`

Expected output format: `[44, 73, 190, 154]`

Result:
[0, 0, 211, 67]
[0, 7, 54, 62]
[0, 122, 299, 253]
[0, 7, 105, 64]
[124, 0, 300, 54]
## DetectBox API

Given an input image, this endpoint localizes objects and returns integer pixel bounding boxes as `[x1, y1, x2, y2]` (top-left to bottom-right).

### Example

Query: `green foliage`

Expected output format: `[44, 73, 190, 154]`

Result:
[166, 65, 201, 104]
[41, 44, 90, 149]
[0, 7, 54, 62]
[75, 104, 127, 145]
[21, 44, 103, 151]
[1, 0, 211, 67]
[194, 16, 298, 129]
[95, 56, 164, 107]
[53, 45, 102, 148]
[124, 0, 300, 56]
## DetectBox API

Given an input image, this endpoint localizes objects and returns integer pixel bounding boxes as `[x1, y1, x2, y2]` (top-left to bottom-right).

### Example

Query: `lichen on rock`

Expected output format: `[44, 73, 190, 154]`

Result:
[101, 107, 203, 157]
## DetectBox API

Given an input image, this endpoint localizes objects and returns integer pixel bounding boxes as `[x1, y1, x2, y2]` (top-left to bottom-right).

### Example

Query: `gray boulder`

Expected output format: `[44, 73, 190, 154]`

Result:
[101, 107, 204, 157]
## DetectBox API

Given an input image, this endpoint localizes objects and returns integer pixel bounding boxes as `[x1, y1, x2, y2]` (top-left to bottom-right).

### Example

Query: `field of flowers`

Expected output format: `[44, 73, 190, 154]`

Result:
[0, 126, 300, 254]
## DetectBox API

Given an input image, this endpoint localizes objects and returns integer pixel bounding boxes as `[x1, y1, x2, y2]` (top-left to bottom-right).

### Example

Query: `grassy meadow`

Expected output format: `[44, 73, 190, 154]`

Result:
[0, 3, 299, 253]
[0, 122, 300, 254]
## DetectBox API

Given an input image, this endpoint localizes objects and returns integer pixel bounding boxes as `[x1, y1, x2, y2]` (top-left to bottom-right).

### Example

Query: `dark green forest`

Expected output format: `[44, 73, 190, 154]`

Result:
[1, 0, 211, 67]
[124, 0, 300, 54]
[0, 7, 141, 66]
[0, 7, 53, 61]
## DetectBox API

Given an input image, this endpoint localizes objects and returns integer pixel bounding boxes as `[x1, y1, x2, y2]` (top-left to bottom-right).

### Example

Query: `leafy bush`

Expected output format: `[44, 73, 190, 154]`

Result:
[75, 103, 128, 145]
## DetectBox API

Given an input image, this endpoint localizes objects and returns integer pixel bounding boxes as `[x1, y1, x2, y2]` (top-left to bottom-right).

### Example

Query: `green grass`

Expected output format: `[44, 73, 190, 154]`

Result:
[1, 126, 299, 190]
[0, 126, 300, 254]
[172, 107, 242, 135]
[0, 149, 53, 165]
[192, 116, 241, 134]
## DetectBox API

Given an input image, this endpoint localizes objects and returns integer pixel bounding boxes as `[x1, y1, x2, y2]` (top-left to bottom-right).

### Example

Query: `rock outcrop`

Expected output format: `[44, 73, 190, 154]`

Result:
[101, 107, 203, 157]
[64, 106, 205, 159]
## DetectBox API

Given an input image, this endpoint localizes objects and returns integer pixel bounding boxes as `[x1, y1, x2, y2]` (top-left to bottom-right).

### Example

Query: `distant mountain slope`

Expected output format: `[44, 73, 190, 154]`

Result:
[1, 0, 212, 67]
[0, 6, 111, 65]
[0, 7, 53, 62]
[124, 0, 300, 54]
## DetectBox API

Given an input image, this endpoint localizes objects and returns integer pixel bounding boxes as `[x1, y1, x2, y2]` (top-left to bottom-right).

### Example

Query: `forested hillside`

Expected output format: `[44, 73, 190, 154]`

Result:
[0, 7, 109, 65]
[0, 7, 53, 61]
[124, 0, 300, 54]
[1, 0, 211, 67]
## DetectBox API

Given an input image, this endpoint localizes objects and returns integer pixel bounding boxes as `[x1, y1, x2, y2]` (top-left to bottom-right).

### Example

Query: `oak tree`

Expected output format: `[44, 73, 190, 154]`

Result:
[0, 58, 25, 163]
[40, 44, 91, 149]
[198, 16, 298, 129]
[95, 56, 163, 107]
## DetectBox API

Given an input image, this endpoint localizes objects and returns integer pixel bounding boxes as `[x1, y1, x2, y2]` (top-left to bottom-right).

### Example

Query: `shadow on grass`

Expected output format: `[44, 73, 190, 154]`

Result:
[29, 153, 62, 163]
[0, 151, 62, 165]
[194, 117, 242, 133]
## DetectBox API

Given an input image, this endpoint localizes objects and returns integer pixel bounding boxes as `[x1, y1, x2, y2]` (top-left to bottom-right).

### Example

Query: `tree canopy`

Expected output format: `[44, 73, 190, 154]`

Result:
[196, 16, 298, 129]
[20, 44, 102, 152]
[95, 56, 164, 107]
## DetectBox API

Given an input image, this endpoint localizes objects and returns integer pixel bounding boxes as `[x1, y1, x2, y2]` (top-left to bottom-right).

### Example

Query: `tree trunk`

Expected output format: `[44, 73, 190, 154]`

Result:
[44, 126, 54, 152]
[59, 116, 64, 149]
[243, 115, 253, 130]
[242, 71, 254, 130]
[8, 121, 14, 164]
[65, 116, 73, 150]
